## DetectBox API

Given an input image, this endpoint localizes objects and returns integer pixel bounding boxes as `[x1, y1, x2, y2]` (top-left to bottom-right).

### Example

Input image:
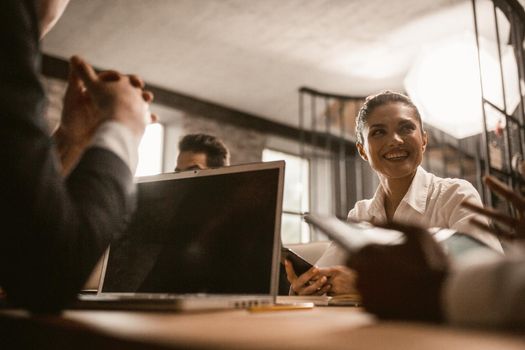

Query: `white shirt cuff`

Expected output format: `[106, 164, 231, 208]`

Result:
[90, 121, 141, 174]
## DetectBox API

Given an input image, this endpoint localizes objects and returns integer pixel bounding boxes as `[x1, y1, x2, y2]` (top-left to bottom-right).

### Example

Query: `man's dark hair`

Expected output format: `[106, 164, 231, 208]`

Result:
[355, 91, 423, 144]
[178, 133, 230, 168]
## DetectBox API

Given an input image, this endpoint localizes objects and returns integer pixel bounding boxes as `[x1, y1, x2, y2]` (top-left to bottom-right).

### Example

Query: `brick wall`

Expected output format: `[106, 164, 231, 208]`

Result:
[41, 76, 267, 166]
[181, 113, 266, 165]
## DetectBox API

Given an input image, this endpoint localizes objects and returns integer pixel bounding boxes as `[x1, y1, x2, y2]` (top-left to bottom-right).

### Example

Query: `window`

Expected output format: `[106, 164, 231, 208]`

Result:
[135, 123, 164, 177]
[262, 149, 309, 244]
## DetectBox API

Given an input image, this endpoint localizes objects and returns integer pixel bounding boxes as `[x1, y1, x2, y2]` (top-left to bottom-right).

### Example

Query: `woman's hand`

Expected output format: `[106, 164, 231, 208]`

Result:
[284, 260, 331, 295]
[317, 266, 358, 296]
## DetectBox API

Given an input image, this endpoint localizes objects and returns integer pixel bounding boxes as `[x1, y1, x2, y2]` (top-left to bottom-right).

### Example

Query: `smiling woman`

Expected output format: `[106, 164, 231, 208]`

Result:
[355, 92, 427, 192]
[285, 91, 504, 297]
[344, 91, 504, 250]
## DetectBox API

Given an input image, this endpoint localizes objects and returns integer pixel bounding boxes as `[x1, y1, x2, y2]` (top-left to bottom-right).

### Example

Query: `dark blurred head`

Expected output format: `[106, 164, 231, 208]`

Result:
[175, 133, 230, 172]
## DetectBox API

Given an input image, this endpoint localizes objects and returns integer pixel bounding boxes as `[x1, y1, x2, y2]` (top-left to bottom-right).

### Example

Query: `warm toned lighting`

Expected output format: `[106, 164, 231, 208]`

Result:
[135, 123, 164, 176]
[404, 33, 519, 139]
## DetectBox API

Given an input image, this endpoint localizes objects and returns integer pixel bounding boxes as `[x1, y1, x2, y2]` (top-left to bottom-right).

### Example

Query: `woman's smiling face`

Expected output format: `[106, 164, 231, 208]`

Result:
[357, 102, 427, 180]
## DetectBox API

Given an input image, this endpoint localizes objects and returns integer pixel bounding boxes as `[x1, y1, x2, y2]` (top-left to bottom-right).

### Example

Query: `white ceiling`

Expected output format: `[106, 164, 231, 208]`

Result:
[43, 0, 489, 128]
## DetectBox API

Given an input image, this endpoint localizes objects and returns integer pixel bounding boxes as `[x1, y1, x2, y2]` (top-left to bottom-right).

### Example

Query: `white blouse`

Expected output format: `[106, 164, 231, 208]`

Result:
[315, 166, 503, 267]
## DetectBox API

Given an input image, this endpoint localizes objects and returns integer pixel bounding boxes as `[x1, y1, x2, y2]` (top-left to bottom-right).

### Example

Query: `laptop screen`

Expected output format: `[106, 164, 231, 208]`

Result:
[100, 161, 284, 296]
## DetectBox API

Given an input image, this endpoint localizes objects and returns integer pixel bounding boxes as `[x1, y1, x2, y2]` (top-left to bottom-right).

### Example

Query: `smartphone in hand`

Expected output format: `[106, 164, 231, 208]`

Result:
[281, 247, 313, 276]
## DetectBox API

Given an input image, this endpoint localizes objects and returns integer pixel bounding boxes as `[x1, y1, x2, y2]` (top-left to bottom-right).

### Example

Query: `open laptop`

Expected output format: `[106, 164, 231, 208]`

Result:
[76, 161, 284, 311]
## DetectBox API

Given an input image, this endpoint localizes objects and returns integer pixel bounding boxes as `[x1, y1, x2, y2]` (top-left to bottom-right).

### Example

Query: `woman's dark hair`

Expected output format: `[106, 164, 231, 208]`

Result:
[355, 91, 423, 144]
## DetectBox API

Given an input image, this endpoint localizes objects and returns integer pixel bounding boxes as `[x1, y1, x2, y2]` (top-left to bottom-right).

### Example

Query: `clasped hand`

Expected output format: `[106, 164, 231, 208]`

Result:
[55, 55, 157, 174]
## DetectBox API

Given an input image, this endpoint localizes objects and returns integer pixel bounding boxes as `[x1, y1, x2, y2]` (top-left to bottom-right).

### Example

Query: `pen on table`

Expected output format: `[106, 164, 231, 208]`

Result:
[248, 303, 314, 313]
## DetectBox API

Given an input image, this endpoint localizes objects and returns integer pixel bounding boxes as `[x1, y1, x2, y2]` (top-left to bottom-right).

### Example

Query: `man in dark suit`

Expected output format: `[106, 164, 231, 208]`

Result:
[0, 0, 155, 312]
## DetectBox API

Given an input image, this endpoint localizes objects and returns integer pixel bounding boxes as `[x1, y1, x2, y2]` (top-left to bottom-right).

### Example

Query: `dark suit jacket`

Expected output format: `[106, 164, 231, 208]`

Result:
[0, 0, 135, 312]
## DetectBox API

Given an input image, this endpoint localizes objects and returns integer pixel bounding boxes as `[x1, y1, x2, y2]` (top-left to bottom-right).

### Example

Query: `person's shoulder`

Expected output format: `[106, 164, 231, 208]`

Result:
[434, 174, 475, 190]
[353, 198, 375, 210]
[348, 198, 375, 220]
[429, 173, 479, 199]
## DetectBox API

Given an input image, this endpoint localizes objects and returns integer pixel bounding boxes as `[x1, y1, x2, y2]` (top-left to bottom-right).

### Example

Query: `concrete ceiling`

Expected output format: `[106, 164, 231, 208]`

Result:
[43, 0, 485, 129]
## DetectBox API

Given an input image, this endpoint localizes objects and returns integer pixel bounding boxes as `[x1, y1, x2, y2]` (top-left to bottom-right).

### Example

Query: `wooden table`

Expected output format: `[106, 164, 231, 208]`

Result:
[1, 306, 524, 350]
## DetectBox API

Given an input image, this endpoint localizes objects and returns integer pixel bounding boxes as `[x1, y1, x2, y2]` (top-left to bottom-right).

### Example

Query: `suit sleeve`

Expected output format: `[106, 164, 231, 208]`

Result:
[0, 0, 136, 312]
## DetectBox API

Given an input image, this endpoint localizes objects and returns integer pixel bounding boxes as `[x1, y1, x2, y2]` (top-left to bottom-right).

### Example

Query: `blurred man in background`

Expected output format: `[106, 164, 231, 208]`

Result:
[175, 133, 230, 171]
